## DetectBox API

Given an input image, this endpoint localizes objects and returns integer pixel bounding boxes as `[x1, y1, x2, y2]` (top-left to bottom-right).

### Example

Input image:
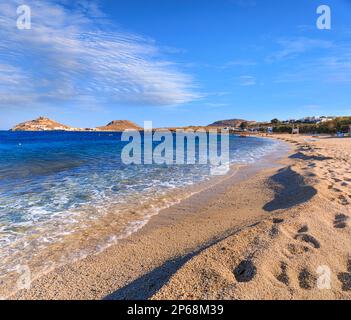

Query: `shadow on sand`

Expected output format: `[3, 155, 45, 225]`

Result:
[263, 166, 317, 212]
[105, 165, 318, 299]
[289, 152, 333, 162]
[104, 221, 260, 300]
[103, 240, 222, 300]
[104, 252, 195, 300]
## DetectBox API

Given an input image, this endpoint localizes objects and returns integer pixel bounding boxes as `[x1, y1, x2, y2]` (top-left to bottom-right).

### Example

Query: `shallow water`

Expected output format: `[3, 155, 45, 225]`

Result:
[0, 131, 282, 293]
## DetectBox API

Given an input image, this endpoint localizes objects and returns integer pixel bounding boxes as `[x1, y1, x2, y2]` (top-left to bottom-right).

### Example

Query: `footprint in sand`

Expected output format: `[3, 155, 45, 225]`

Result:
[295, 234, 321, 249]
[298, 268, 317, 290]
[337, 259, 351, 291]
[270, 225, 280, 238]
[276, 262, 289, 286]
[338, 195, 350, 206]
[234, 260, 257, 283]
[270, 218, 285, 238]
[341, 182, 348, 187]
[287, 243, 309, 255]
[334, 214, 349, 229]
[298, 225, 309, 233]
[294, 226, 321, 249]
[308, 172, 317, 177]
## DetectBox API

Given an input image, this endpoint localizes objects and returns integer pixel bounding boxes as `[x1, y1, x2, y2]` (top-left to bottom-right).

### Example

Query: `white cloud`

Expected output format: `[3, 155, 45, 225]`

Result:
[0, 0, 199, 108]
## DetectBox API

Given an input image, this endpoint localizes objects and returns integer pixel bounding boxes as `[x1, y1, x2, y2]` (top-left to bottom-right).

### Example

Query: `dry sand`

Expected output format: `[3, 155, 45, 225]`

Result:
[11, 135, 351, 300]
[153, 134, 351, 300]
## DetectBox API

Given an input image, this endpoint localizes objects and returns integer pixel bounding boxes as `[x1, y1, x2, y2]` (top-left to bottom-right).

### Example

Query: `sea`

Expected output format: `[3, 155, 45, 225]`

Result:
[0, 131, 284, 294]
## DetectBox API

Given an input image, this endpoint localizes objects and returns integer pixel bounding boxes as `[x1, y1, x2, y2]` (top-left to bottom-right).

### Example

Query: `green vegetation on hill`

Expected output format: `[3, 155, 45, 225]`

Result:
[250, 117, 351, 134]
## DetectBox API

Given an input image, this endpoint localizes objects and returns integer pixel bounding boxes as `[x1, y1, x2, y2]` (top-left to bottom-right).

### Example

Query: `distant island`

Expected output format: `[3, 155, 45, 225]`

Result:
[208, 119, 256, 128]
[10, 117, 143, 132]
[9, 115, 351, 134]
[97, 120, 142, 132]
[10, 116, 254, 133]
[11, 117, 73, 132]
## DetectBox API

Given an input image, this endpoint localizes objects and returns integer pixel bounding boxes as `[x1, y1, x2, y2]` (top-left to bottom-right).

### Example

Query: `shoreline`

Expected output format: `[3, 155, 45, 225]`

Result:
[11, 134, 351, 300]
[136, 139, 290, 242]
[154, 134, 351, 300]
[0, 135, 285, 298]
[10, 137, 290, 300]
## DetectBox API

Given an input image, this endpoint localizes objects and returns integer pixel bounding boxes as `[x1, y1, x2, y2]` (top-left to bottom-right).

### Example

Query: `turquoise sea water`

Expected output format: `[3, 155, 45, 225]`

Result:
[0, 131, 281, 287]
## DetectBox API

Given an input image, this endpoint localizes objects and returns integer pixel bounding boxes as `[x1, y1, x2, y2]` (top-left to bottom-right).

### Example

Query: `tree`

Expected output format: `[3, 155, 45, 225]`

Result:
[240, 121, 248, 130]
[271, 118, 280, 124]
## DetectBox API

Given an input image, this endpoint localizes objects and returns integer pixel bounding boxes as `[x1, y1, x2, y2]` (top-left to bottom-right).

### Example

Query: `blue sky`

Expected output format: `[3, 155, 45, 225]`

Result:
[0, 0, 350, 129]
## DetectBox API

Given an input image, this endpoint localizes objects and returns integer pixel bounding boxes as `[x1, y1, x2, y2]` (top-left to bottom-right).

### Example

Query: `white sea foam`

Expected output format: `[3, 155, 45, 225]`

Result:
[0, 136, 285, 296]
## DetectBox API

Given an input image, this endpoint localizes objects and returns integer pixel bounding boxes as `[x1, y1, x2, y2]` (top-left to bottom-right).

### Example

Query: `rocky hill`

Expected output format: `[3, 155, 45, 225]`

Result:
[97, 120, 142, 132]
[208, 119, 255, 128]
[11, 117, 143, 132]
[11, 117, 74, 131]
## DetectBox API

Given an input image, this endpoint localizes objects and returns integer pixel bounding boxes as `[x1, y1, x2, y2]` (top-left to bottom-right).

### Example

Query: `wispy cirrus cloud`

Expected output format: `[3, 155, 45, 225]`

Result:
[265, 34, 351, 85]
[0, 0, 200, 108]
[274, 46, 351, 84]
[268, 37, 333, 61]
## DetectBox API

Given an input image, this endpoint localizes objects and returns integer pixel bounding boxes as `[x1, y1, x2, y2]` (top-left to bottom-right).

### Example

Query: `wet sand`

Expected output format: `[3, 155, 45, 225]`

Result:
[9, 138, 287, 300]
[11, 134, 351, 300]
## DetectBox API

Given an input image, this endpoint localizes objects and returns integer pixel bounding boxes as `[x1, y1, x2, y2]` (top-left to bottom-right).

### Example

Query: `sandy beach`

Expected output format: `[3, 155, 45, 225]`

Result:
[11, 134, 351, 300]
[2, 0, 351, 304]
